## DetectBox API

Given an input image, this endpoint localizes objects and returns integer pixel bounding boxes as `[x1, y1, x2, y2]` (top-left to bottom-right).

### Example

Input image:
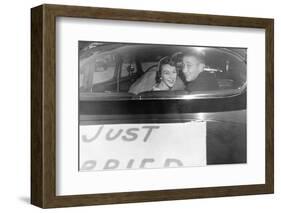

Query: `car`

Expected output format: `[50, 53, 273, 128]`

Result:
[79, 42, 247, 165]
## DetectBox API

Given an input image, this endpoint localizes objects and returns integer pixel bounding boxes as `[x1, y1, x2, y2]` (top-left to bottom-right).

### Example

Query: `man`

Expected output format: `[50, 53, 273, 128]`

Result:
[129, 49, 218, 94]
[180, 50, 219, 92]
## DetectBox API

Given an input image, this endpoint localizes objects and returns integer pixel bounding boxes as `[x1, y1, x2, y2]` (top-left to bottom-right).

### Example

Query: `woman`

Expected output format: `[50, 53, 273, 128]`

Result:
[152, 56, 178, 91]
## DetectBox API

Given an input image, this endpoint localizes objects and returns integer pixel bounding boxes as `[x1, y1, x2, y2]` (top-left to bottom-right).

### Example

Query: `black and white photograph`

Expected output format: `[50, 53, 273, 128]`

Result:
[79, 42, 247, 171]
[29, 2, 274, 208]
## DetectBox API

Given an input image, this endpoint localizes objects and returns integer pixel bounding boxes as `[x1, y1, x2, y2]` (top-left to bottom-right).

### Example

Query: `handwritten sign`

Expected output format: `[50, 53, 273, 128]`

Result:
[79, 122, 206, 171]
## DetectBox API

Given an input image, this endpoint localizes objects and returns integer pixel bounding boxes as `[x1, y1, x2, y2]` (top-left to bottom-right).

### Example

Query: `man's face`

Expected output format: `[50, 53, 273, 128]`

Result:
[182, 56, 204, 82]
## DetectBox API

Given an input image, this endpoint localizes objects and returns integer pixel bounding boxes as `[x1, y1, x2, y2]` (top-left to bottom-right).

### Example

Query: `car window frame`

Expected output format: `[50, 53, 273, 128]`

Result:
[80, 46, 247, 101]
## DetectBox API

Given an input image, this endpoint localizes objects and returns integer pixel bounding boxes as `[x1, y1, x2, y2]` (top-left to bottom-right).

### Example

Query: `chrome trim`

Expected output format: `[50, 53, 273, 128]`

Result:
[80, 110, 247, 125]
[80, 82, 246, 101]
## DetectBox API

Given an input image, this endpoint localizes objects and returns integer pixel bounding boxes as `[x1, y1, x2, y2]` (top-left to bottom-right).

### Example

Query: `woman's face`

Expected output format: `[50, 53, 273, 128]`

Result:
[160, 64, 177, 88]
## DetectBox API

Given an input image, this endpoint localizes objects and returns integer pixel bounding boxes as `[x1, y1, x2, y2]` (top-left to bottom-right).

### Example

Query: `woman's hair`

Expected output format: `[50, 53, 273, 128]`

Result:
[155, 56, 177, 83]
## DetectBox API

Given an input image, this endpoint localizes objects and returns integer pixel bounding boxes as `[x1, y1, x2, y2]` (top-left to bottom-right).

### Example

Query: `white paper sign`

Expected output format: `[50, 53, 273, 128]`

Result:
[79, 122, 207, 171]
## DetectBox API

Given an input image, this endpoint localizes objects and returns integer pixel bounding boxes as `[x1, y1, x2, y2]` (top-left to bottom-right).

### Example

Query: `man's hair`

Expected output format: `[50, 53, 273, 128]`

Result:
[182, 49, 206, 63]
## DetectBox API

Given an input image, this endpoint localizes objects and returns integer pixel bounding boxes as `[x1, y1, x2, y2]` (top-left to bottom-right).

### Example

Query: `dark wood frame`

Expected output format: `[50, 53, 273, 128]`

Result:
[31, 4, 274, 208]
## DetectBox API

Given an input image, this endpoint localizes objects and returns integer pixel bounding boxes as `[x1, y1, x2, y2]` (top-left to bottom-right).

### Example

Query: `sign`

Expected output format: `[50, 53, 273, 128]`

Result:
[79, 122, 207, 171]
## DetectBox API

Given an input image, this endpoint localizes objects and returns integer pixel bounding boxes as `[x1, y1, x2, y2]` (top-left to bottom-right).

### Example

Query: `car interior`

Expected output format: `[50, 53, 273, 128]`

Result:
[79, 44, 247, 100]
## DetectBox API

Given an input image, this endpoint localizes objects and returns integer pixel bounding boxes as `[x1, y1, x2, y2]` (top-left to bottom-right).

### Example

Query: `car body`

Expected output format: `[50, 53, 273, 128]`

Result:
[79, 42, 247, 165]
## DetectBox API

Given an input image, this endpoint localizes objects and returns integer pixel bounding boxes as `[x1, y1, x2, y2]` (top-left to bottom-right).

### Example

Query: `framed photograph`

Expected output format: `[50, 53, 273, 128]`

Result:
[31, 4, 274, 208]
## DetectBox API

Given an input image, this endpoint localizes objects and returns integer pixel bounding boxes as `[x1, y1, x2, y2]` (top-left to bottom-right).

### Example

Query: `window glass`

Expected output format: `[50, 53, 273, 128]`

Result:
[93, 55, 116, 84]
[79, 53, 116, 92]
[79, 42, 247, 99]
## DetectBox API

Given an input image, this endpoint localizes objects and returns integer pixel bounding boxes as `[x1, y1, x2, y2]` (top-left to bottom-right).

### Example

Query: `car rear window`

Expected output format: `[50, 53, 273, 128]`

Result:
[79, 42, 247, 100]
